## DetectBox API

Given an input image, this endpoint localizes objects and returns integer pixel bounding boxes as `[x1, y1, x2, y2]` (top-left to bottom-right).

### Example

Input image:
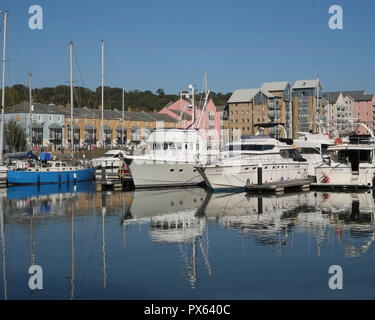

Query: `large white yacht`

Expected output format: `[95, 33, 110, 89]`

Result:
[314, 129, 375, 188]
[125, 128, 210, 188]
[196, 135, 309, 190]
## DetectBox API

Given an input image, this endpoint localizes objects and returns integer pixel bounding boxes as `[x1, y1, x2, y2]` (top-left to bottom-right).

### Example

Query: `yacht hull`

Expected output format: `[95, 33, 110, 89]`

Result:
[126, 158, 203, 188]
[314, 164, 375, 188]
[198, 163, 309, 190]
[7, 167, 96, 185]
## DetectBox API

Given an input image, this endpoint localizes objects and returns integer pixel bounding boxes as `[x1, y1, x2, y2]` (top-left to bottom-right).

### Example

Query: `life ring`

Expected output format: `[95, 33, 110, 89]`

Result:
[334, 138, 343, 145]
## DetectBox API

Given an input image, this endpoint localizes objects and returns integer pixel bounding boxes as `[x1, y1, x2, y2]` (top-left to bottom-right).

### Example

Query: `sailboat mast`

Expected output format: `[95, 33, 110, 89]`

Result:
[101, 40, 104, 147]
[69, 41, 74, 160]
[122, 86, 124, 147]
[29, 72, 32, 149]
[0, 11, 8, 165]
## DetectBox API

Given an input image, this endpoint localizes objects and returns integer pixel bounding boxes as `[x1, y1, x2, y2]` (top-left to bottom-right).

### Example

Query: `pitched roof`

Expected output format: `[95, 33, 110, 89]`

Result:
[293, 80, 320, 89]
[342, 91, 373, 101]
[261, 81, 289, 92]
[227, 88, 274, 103]
[5, 102, 64, 114]
[323, 91, 374, 102]
[322, 92, 341, 104]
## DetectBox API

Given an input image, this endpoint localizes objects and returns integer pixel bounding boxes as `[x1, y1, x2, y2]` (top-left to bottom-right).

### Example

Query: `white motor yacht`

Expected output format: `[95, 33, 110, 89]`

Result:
[196, 135, 309, 190]
[125, 129, 208, 188]
[314, 131, 375, 188]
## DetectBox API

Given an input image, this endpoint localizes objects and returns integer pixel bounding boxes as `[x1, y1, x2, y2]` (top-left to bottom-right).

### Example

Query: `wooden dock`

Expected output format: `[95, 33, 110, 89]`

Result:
[245, 178, 314, 194]
[95, 178, 133, 191]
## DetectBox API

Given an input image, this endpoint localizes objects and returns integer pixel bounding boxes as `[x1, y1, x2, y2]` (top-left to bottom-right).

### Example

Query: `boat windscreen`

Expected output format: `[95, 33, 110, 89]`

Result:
[223, 144, 275, 152]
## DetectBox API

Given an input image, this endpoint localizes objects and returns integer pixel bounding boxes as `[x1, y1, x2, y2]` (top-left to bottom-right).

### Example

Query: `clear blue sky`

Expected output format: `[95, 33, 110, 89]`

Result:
[0, 0, 374, 94]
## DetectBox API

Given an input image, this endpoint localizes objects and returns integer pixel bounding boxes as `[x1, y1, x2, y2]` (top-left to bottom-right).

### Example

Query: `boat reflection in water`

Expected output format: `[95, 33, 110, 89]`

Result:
[203, 190, 375, 258]
[4, 182, 96, 217]
[123, 188, 211, 288]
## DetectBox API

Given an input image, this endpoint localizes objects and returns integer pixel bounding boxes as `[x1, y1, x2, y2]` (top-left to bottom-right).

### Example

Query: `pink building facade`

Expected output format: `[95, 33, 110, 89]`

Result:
[159, 98, 221, 148]
[352, 95, 374, 134]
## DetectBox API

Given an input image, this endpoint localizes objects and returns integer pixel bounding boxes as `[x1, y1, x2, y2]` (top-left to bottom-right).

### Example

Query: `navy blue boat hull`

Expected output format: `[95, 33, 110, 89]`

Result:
[7, 167, 96, 185]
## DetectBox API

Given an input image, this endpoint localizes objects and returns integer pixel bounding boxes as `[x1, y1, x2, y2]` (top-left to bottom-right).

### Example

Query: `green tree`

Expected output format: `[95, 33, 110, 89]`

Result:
[5, 119, 27, 153]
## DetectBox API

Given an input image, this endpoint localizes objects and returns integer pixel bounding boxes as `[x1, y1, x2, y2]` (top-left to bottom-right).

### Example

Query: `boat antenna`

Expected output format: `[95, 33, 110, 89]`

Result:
[0, 11, 7, 165]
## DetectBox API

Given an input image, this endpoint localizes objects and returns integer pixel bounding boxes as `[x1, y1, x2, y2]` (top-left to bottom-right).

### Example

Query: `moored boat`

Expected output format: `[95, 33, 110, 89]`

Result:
[125, 128, 206, 188]
[7, 161, 96, 185]
[196, 135, 309, 190]
[313, 132, 375, 188]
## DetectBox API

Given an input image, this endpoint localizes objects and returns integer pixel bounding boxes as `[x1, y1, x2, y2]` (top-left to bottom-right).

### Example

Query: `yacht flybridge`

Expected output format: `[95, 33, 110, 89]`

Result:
[314, 123, 375, 188]
[196, 135, 309, 190]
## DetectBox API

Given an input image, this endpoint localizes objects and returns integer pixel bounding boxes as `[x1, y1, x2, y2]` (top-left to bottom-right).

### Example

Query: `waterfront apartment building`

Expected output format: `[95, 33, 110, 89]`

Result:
[322, 91, 374, 135]
[342, 91, 375, 134]
[5, 102, 177, 151]
[4, 102, 66, 150]
[227, 88, 273, 141]
[260, 81, 291, 138]
[63, 108, 177, 149]
[292, 79, 322, 137]
[322, 92, 355, 135]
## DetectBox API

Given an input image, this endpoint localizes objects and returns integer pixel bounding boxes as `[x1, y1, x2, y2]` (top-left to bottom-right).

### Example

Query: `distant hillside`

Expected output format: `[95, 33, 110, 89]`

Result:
[0, 85, 232, 113]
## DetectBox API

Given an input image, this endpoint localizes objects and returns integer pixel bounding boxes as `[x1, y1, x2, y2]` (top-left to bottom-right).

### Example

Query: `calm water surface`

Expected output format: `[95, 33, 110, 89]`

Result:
[0, 182, 375, 299]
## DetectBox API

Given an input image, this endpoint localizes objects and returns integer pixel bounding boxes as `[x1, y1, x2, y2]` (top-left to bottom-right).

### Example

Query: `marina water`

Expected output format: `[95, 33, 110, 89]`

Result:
[0, 183, 375, 299]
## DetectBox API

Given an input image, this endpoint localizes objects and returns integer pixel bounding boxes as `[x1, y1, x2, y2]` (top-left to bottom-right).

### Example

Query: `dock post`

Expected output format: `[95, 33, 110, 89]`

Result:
[73, 173, 77, 184]
[101, 165, 106, 181]
[257, 163, 263, 185]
